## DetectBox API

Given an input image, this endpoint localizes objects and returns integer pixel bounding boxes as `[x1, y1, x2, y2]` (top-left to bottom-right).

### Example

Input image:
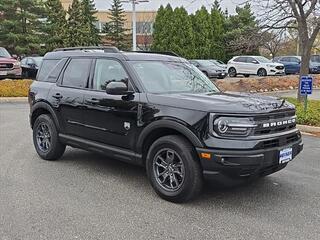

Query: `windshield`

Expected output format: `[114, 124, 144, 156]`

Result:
[33, 57, 43, 66]
[0, 48, 11, 58]
[196, 60, 215, 67]
[130, 61, 220, 94]
[255, 56, 272, 63]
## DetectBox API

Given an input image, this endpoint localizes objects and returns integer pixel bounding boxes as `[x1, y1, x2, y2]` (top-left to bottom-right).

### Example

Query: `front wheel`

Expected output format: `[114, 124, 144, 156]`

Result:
[146, 135, 203, 203]
[33, 114, 66, 160]
[257, 68, 267, 77]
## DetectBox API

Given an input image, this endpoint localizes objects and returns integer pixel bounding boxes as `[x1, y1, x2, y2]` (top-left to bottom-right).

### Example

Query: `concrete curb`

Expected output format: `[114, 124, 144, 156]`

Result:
[297, 124, 320, 133]
[0, 97, 28, 103]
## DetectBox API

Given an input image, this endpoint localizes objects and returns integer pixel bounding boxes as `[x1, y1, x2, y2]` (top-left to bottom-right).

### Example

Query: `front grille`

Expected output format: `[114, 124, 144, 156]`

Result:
[260, 132, 300, 149]
[0, 63, 13, 69]
[253, 111, 296, 136]
[276, 66, 284, 70]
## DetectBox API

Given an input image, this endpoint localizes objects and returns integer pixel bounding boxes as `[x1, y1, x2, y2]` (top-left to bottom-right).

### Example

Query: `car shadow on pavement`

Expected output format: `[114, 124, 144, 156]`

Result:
[58, 147, 297, 207]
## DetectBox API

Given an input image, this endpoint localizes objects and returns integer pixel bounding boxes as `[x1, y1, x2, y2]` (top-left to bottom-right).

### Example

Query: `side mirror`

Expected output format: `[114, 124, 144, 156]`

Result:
[106, 81, 132, 95]
[12, 54, 18, 59]
[252, 60, 259, 64]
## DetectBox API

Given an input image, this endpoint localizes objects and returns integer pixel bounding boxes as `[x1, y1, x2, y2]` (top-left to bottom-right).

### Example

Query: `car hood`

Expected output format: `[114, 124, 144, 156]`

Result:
[147, 92, 294, 114]
[0, 57, 16, 63]
[266, 62, 284, 67]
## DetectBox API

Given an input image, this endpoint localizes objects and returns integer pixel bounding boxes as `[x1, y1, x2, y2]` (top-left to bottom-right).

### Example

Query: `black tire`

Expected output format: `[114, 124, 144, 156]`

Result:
[33, 114, 66, 160]
[22, 69, 29, 78]
[146, 135, 203, 203]
[257, 68, 267, 77]
[228, 67, 237, 77]
[244, 74, 250, 78]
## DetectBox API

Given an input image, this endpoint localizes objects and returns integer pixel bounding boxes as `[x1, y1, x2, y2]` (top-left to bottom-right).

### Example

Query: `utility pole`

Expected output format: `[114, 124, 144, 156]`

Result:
[122, 0, 149, 51]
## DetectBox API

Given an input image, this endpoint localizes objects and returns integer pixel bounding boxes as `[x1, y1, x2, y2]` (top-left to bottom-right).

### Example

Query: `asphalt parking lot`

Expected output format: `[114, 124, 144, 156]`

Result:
[0, 102, 320, 240]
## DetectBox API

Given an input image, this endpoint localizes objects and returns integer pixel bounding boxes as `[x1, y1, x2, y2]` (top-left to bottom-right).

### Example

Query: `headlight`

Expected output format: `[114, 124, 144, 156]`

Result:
[13, 61, 20, 68]
[212, 116, 257, 137]
[266, 64, 276, 68]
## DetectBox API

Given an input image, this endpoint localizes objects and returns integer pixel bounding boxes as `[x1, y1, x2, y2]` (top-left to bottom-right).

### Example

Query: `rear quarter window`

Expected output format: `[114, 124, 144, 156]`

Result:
[37, 59, 60, 82]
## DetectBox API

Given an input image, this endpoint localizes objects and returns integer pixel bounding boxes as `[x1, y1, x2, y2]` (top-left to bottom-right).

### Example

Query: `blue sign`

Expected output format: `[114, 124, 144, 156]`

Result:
[300, 76, 313, 95]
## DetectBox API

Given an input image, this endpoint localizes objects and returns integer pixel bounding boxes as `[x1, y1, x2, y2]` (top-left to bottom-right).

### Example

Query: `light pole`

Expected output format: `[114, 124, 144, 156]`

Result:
[122, 0, 149, 51]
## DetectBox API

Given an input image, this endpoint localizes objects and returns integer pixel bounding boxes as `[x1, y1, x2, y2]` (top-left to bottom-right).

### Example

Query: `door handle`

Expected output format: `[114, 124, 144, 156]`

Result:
[86, 98, 100, 104]
[52, 93, 63, 99]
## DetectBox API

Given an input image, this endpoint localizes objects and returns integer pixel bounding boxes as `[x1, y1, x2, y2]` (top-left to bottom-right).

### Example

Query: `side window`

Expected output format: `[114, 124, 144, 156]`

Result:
[290, 57, 300, 63]
[93, 59, 129, 91]
[246, 57, 255, 63]
[45, 58, 68, 83]
[234, 57, 246, 63]
[37, 59, 59, 82]
[281, 57, 290, 62]
[62, 58, 92, 88]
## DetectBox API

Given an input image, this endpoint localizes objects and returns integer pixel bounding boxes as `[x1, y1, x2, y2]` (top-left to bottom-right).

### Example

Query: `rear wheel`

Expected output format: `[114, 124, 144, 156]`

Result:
[146, 135, 203, 203]
[33, 114, 65, 160]
[228, 67, 237, 77]
[257, 68, 267, 77]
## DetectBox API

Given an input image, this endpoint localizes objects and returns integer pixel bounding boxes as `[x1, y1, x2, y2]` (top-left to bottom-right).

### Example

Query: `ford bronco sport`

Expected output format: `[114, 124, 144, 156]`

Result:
[29, 47, 303, 203]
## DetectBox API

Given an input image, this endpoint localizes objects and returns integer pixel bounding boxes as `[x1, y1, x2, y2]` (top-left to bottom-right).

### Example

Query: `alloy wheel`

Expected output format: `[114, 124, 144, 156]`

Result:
[36, 123, 51, 152]
[153, 148, 185, 192]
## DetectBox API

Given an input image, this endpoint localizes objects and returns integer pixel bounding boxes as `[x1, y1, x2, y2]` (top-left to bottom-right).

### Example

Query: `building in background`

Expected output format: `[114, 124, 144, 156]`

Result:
[60, 0, 156, 50]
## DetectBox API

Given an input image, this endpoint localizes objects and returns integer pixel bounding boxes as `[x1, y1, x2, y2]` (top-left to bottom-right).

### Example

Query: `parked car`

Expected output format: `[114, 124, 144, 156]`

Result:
[273, 56, 300, 74]
[209, 59, 227, 69]
[29, 46, 303, 203]
[0, 47, 22, 79]
[227, 56, 285, 77]
[309, 55, 320, 74]
[190, 59, 227, 79]
[21, 56, 43, 79]
[273, 55, 320, 74]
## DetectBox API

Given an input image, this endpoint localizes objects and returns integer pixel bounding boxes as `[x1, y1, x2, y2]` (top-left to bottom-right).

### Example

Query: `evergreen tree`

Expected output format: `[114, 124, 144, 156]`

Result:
[151, 4, 174, 53]
[0, 0, 45, 55]
[211, 2, 226, 60]
[192, 7, 211, 59]
[44, 0, 67, 51]
[104, 0, 128, 50]
[168, 7, 194, 58]
[225, 3, 261, 57]
[66, 0, 85, 47]
[81, 0, 100, 46]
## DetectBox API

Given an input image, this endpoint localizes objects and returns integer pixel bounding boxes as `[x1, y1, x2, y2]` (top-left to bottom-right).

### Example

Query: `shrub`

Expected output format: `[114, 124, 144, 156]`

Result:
[286, 97, 320, 127]
[0, 79, 33, 97]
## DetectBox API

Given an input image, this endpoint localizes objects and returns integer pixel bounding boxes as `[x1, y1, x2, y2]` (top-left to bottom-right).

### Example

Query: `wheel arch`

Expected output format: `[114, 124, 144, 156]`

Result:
[136, 120, 204, 163]
[257, 67, 267, 76]
[30, 101, 60, 130]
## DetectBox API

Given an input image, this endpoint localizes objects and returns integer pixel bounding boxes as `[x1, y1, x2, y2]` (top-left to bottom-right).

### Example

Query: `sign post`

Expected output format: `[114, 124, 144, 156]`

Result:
[299, 76, 313, 113]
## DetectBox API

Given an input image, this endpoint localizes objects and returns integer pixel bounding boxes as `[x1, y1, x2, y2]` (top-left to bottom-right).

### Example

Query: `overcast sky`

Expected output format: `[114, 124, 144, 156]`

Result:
[94, 0, 244, 14]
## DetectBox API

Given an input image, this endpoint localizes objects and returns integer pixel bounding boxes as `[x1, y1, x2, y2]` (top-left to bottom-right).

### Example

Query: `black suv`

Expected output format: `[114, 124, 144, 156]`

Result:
[29, 47, 303, 203]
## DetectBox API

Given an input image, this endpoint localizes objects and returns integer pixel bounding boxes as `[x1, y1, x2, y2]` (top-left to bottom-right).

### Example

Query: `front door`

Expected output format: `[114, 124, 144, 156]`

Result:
[82, 58, 140, 150]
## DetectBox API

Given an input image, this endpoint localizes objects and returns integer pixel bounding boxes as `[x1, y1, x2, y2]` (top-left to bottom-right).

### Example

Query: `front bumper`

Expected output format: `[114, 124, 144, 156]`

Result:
[268, 68, 285, 75]
[197, 137, 303, 183]
[0, 68, 22, 79]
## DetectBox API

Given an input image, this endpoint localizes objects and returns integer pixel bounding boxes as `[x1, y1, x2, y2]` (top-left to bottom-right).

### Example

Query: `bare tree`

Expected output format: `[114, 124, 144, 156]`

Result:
[250, 0, 320, 100]
[262, 30, 286, 58]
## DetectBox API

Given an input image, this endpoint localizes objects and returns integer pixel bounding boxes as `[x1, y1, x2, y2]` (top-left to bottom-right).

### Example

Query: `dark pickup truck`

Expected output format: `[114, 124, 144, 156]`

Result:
[29, 47, 303, 203]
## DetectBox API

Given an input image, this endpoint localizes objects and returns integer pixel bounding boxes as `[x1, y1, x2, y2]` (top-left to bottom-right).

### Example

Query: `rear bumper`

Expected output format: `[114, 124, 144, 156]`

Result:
[197, 138, 303, 183]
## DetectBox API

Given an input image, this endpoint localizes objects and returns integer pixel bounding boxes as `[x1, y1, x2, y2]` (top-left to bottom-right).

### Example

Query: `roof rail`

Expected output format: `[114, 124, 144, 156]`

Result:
[129, 51, 181, 57]
[53, 46, 120, 53]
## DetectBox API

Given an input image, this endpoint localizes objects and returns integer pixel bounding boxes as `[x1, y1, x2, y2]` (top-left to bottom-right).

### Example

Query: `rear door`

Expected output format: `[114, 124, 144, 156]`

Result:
[233, 57, 247, 73]
[48, 58, 92, 138]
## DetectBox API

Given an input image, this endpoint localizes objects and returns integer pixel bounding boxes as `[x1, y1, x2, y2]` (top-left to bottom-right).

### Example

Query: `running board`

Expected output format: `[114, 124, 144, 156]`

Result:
[59, 133, 143, 166]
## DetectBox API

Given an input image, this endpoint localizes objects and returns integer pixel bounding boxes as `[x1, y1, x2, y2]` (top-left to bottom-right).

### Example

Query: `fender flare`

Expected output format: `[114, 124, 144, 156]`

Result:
[30, 101, 60, 130]
[136, 119, 204, 153]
